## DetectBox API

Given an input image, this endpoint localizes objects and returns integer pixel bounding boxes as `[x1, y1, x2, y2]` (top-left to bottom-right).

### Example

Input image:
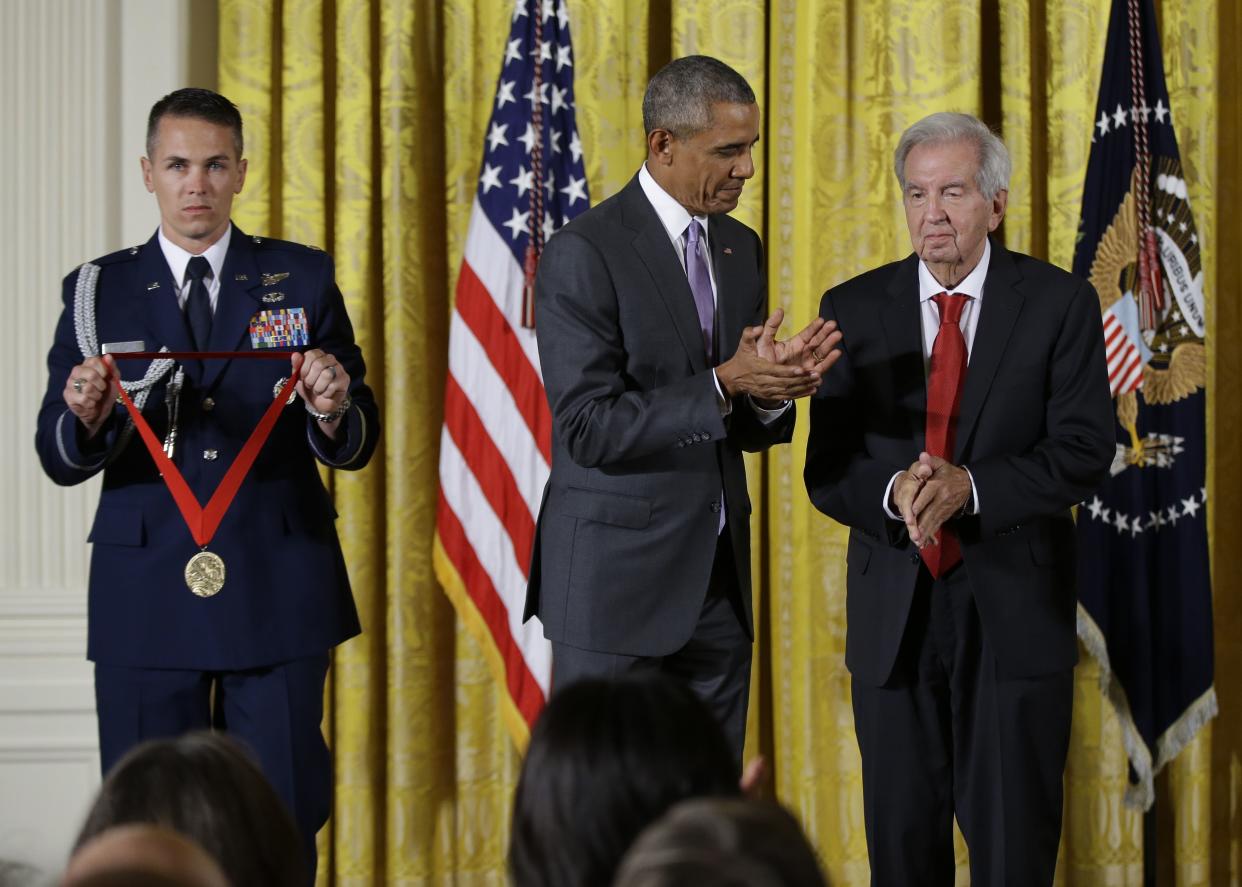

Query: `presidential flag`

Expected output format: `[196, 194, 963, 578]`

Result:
[433, 0, 589, 744]
[1073, 0, 1216, 809]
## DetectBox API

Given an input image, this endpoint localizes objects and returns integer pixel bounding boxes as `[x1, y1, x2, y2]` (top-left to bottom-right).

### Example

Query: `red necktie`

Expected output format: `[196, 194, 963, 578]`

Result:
[922, 293, 969, 578]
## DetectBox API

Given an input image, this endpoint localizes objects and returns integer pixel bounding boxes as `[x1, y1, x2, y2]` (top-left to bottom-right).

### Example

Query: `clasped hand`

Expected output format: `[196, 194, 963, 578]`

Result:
[63, 355, 120, 438]
[715, 308, 843, 404]
[292, 349, 351, 437]
[892, 452, 972, 548]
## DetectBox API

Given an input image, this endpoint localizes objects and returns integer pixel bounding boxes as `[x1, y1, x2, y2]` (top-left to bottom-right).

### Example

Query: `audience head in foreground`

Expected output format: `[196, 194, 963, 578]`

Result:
[509, 675, 740, 887]
[62, 823, 230, 887]
[613, 797, 828, 887]
[73, 731, 303, 887]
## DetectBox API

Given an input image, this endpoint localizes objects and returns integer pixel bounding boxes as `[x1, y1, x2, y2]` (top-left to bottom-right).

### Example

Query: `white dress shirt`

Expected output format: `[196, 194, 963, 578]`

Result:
[157, 224, 233, 314]
[637, 162, 789, 423]
[883, 238, 991, 519]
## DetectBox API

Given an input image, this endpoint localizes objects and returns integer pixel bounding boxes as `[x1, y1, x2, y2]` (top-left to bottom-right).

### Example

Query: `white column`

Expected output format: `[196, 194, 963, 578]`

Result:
[0, 0, 213, 876]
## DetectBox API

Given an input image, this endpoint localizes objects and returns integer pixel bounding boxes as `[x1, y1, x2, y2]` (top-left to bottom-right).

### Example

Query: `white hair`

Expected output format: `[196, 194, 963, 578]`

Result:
[894, 112, 1011, 200]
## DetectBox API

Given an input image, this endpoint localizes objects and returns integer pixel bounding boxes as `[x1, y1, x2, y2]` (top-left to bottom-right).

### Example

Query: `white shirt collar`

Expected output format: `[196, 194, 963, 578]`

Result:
[917, 237, 991, 303]
[157, 223, 233, 287]
[638, 162, 710, 249]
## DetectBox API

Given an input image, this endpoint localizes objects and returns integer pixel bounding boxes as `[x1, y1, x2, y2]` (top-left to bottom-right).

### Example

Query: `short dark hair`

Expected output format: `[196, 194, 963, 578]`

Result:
[613, 798, 830, 887]
[146, 88, 244, 158]
[642, 55, 756, 137]
[67, 870, 207, 887]
[74, 732, 305, 887]
[508, 675, 740, 887]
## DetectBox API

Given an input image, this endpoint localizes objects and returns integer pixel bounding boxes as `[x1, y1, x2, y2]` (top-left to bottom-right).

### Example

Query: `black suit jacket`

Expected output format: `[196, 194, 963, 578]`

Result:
[525, 174, 793, 657]
[805, 241, 1114, 685]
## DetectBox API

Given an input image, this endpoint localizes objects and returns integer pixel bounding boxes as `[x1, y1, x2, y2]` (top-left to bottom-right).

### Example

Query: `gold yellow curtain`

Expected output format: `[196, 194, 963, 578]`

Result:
[217, 1, 1238, 883]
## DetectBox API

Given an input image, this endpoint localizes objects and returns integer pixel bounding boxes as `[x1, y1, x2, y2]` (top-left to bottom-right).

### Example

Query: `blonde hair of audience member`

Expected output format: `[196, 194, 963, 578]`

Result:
[73, 732, 303, 887]
[62, 824, 231, 887]
[612, 797, 828, 887]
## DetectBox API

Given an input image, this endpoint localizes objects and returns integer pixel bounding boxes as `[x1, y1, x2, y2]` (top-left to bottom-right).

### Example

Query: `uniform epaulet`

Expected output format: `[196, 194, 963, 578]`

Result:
[91, 244, 145, 267]
[246, 234, 326, 254]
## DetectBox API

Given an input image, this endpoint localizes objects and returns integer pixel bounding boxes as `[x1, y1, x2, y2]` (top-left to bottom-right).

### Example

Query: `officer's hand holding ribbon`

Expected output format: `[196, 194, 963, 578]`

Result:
[64, 354, 120, 437]
[292, 349, 351, 437]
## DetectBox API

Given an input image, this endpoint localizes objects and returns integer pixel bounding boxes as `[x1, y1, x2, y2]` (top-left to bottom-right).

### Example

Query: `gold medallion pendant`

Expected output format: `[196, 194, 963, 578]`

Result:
[185, 551, 226, 598]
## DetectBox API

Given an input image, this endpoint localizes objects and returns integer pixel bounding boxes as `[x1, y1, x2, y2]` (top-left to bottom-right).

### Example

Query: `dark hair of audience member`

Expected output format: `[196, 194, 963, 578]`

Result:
[74, 731, 304, 887]
[612, 797, 829, 887]
[509, 675, 741, 887]
[67, 874, 203, 887]
[63, 824, 230, 887]
[67, 873, 220, 887]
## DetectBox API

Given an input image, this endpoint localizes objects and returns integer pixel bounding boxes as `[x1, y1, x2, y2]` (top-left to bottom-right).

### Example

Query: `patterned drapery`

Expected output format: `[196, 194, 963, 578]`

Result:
[219, 1, 1237, 883]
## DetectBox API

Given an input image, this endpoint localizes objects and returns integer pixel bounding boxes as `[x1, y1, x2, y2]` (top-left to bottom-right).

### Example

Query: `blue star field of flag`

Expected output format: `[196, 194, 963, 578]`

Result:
[475, 0, 590, 269]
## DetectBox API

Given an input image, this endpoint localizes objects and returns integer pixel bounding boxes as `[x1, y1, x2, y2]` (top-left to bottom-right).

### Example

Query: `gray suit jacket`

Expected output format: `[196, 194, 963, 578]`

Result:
[525, 174, 793, 657]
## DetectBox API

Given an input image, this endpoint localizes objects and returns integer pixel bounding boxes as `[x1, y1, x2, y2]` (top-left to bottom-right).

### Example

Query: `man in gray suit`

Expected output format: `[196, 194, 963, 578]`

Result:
[524, 56, 839, 759]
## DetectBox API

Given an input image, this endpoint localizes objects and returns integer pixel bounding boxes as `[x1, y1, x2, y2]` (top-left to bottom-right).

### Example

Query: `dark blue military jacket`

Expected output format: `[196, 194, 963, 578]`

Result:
[35, 226, 379, 671]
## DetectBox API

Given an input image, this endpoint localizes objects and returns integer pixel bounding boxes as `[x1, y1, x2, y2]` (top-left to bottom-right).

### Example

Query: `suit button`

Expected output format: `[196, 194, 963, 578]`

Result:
[709, 501, 722, 513]
[202, 397, 215, 412]
[203, 449, 218, 461]
[909, 552, 921, 565]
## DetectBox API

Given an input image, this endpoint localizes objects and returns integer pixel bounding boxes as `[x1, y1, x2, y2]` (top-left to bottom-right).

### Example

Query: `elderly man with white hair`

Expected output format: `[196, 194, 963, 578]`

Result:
[805, 112, 1114, 886]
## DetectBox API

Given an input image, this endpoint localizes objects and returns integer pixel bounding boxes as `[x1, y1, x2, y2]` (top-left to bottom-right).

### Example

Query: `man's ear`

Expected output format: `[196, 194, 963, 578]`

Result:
[989, 188, 1009, 231]
[646, 128, 675, 167]
[140, 156, 155, 193]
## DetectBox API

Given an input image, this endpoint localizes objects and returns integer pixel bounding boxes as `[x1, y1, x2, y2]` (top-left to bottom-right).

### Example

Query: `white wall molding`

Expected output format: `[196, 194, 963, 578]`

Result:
[1, 1, 210, 877]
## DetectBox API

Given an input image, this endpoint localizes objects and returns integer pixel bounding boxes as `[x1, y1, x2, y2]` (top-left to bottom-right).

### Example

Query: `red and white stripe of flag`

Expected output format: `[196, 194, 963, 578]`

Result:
[434, 201, 553, 737]
[1103, 309, 1145, 397]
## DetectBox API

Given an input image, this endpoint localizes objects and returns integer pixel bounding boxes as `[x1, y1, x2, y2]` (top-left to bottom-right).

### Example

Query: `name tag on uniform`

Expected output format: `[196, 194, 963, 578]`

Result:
[250, 307, 310, 349]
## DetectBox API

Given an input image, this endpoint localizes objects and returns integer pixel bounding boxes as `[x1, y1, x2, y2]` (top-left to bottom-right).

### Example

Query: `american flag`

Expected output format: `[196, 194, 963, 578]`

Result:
[433, 0, 589, 741]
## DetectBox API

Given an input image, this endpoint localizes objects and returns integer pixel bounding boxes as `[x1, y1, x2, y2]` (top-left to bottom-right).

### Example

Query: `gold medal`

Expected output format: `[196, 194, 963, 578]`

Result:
[185, 550, 226, 598]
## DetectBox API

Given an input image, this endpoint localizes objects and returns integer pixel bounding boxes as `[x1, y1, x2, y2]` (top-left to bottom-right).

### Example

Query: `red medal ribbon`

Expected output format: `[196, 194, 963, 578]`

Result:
[110, 352, 296, 547]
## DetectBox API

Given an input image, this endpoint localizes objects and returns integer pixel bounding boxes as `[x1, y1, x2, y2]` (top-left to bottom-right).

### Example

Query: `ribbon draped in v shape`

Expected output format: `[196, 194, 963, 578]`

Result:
[110, 351, 297, 547]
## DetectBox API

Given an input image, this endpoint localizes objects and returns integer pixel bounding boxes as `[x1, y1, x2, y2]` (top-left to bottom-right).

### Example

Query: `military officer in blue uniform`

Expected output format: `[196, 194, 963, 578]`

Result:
[35, 88, 379, 881]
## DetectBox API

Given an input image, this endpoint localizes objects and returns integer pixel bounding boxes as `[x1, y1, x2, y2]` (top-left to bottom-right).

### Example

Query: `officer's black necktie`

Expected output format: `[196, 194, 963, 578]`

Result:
[185, 255, 213, 351]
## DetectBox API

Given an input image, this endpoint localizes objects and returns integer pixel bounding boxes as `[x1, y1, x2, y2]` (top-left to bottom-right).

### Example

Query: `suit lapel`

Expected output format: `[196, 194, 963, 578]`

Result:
[136, 232, 193, 354]
[621, 178, 710, 373]
[882, 255, 928, 452]
[954, 241, 1023, 462]
[708, 215, 744, 362]
[201, 228, 264, 391]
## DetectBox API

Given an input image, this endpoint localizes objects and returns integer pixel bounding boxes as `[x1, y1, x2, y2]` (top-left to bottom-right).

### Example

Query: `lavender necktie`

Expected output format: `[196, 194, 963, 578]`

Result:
[685, 220, 715, 361]
[685, 219, 725, 533]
